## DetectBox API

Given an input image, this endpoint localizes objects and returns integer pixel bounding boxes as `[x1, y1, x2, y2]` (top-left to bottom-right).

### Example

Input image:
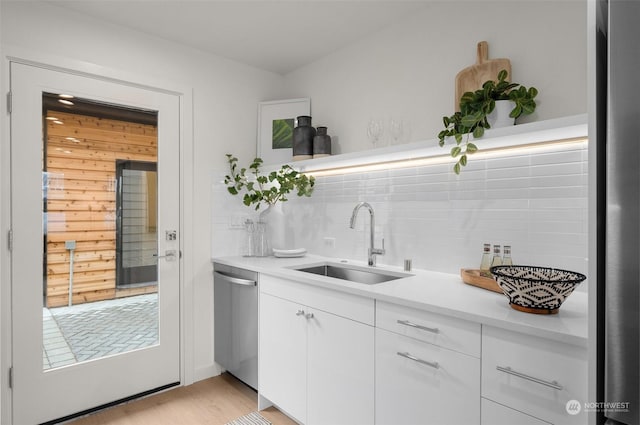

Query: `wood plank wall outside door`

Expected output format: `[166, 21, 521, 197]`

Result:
[44, 110, 158, 307]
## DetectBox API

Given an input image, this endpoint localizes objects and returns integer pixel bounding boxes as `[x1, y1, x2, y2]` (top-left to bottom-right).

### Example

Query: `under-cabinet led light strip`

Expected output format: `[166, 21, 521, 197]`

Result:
[304, 137, 588, 177]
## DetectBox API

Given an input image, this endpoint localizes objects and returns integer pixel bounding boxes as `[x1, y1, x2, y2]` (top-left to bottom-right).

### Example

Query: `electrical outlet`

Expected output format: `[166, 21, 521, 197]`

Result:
[323, 237, 336, 249]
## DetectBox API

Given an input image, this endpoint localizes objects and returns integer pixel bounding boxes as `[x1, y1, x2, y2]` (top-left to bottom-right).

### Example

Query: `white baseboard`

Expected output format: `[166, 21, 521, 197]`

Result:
[193, 363, 222, 383]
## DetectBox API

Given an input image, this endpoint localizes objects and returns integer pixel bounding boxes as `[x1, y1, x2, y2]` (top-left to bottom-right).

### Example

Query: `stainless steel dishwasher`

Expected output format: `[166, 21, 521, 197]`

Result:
[213, 262, 258, 390]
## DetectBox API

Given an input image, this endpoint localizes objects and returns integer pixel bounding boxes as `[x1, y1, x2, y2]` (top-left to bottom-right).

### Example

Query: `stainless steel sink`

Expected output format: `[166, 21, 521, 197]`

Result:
[292, 262, 412, 285]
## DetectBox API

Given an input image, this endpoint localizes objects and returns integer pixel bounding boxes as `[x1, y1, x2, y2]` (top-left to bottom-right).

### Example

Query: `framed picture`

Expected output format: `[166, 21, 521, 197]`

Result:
[257, 98, 310, 165]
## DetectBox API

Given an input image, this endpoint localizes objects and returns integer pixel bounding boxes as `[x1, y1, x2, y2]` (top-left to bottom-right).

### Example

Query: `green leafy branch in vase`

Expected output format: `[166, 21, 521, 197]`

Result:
[224, 154, 315, 211]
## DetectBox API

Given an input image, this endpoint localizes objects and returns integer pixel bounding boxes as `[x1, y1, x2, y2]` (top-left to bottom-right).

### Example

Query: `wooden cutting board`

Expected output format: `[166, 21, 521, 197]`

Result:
[454, 41, 511, 111]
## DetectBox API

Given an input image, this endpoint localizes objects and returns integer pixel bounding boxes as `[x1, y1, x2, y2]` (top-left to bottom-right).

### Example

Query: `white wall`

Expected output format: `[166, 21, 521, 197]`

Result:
[0, 0, 285, 395]
[212, 1, 588, 285]
[283, 1, 587, 155]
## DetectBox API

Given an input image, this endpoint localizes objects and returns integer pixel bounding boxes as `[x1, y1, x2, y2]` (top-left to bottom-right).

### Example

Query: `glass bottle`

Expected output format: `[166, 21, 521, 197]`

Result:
[490, 244, 503, 268]
[502, 245, 513, 266]
[479, 243, 492, 276]
[254, 221, 270, 257]
[242, 219, 255, 257]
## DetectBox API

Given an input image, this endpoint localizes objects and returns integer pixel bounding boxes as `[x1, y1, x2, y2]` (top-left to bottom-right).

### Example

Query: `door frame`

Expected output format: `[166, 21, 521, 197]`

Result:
[0, 47, 195, 424]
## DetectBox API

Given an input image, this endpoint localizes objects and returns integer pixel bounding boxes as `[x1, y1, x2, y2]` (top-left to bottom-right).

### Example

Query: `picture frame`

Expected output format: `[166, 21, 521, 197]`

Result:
[257, 98, 311, 165]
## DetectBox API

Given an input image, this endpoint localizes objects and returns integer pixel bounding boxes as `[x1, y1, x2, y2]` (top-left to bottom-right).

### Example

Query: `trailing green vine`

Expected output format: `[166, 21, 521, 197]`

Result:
[438, 70, 538, 174]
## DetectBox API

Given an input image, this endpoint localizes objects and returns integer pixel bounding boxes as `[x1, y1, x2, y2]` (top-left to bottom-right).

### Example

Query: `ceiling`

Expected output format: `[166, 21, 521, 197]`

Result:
[47, 0, 430, 75]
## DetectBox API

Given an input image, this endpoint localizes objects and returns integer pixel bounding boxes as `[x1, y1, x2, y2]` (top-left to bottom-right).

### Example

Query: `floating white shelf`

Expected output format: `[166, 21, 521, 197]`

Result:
[279, 114, 587, 174]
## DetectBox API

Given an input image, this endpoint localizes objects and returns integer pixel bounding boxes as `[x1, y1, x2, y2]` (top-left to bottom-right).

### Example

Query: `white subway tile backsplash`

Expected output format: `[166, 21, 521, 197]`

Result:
[530, 197, 588, 209]
[530, 186, 587, 199]
[415, 163, 450, 176]
[486, 177, 531, 190]
[322, 175, 344, 184]
[530, 149, 583, 165]
[450, 177, 486, 191]
[487, 166, 531, 180]
[391, 175, 417, 186]
[212, 145, 588, 280]
[528, 220, 583, 234]
[390, 167, 418, 178]
[486, 188, 531, 200]
[530, 174, 584, 188]
[416, 191, 449, 202]
[530, 162, 583, 176]
[448, 190, 487, 201]
[486, 155, 530, 169]
[342, 179, 364, 192]
[450, 168, 486, 183]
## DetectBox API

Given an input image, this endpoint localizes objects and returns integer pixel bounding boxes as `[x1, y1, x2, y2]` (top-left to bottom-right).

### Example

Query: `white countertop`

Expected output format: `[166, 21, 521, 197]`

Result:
[212, 254, 588, 348]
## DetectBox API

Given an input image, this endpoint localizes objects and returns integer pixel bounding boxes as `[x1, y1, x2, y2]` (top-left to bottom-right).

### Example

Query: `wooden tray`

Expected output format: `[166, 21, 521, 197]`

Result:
[460, 268, 503, 294]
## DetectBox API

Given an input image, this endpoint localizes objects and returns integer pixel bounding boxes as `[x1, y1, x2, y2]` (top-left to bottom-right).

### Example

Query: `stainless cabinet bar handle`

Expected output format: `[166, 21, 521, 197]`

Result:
[496, 366, 563, 390]
[213, 271, 256, 287]
[397, 351, 439, 369]
[397, 319, 439, 334]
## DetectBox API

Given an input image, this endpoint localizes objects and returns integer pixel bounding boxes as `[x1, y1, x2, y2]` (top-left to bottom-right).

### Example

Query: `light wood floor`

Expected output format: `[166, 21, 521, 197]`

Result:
[68, 373, 297, 425]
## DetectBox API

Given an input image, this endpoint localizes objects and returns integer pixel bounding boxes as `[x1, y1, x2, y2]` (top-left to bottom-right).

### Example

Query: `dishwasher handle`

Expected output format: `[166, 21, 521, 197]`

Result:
[214, 270, 257, 287]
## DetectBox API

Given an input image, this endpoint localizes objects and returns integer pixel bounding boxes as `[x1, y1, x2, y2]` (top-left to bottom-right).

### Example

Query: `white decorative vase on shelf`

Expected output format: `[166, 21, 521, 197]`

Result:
[487, 100, 516, 129]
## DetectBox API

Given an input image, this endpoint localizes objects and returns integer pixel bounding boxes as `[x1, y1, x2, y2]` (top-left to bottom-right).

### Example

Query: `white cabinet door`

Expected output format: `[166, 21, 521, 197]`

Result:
[375, 328, 480, 425]
[482, 398, 551, 425]
[259, 293, 307, 423]
[307, 308, 374, 425]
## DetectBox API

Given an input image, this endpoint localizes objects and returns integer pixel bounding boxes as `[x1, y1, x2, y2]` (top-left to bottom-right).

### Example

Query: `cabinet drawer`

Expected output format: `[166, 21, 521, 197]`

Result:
[375, 328, 480, 425]
[481, 398, 550, 425]
[376, 300, 481, 357]
[482, 326, 587, 425]
[260, 274, 375, 325]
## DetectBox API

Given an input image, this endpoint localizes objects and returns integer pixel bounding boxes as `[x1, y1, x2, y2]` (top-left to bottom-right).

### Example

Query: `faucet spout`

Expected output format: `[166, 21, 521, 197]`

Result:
[349, 202, 385, 266]
[349, 202, 369, 229]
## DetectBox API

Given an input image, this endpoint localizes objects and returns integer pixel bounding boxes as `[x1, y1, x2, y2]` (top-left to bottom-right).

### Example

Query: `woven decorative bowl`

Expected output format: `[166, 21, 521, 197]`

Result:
[490, 265, 586, 314]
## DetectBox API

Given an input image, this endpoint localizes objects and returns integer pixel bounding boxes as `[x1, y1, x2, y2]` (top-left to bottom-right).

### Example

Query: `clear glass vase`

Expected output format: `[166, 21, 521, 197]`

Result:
[253, 221, 270, 257]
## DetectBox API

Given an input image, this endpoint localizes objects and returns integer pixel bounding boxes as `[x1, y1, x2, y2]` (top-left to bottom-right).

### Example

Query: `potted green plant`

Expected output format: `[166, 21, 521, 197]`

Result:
[224, 154, 315, 211]
[224, 154, 315, 255]
[438, 70, 538, 174]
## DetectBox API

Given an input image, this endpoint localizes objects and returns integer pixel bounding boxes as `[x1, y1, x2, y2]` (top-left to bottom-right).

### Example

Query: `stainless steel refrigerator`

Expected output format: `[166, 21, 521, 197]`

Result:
[598, 1, 640, 424]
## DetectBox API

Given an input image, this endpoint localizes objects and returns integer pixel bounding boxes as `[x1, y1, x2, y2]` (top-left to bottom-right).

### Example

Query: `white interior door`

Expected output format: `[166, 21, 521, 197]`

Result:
[10, 62, 181, 424]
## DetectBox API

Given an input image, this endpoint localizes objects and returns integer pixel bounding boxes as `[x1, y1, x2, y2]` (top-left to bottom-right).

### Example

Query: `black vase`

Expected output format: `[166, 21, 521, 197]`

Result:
[313, 126, 332, 158]
[293, 116, 315, 161]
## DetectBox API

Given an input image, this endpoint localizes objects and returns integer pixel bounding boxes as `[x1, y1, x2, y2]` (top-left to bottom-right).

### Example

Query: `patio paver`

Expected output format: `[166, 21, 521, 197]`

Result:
[42, 293, 158, 370]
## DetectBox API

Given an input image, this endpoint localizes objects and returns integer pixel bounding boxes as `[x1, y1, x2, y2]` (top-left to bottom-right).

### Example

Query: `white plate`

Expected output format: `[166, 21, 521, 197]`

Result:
[273, 248, 307, 258]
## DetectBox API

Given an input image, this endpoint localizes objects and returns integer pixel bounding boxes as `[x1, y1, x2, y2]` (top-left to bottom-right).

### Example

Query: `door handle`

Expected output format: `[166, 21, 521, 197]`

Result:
[496, 366, 563, 390]
[397, 351, 439, 369]
[213, 271, 256, 286]
[397, 319, 439, 334]
[153, 250, 177, 261]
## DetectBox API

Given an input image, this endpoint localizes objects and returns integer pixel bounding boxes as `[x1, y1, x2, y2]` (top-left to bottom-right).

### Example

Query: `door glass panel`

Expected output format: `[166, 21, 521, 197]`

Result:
[42, 92, 159, 370]
[116, 160, 158, 287]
